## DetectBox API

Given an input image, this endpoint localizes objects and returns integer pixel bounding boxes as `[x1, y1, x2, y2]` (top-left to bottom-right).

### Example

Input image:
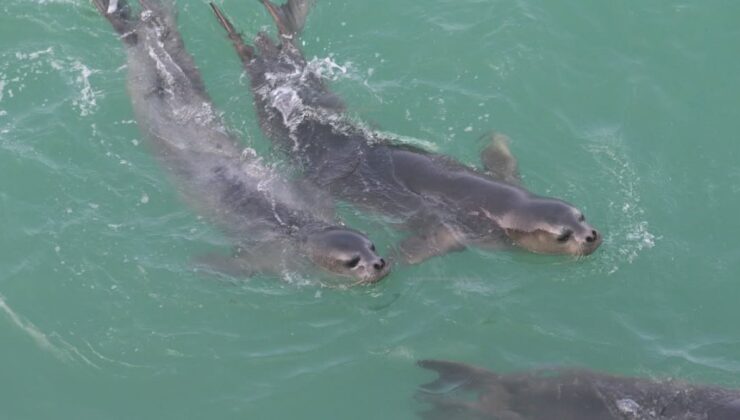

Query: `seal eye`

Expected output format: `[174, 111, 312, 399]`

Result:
[345, 256, 361, 269]
[557, 230, 573, 243]
[370, 244, 376, 252]
[578, 214, 586, 222]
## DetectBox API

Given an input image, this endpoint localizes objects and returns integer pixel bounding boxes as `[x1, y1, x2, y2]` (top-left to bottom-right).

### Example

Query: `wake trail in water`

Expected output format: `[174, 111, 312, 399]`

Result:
[0, 293, 73, 362]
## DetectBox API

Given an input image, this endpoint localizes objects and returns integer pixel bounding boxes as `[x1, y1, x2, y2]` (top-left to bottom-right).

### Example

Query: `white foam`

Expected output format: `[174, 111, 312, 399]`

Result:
[71, 61, 99, 116]
[14, 47, 53, 61]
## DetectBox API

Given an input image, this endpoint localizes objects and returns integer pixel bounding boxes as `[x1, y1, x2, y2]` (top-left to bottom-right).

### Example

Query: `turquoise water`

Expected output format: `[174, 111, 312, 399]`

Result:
[2, 0, 740, 418]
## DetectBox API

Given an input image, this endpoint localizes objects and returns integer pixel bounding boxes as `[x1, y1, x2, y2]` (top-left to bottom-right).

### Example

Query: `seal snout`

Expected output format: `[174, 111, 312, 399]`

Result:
[373, 258, 387, 271]
[585, 230, 599, 243]
[579, 228, 603, 255]
[360, 256, 390, 284]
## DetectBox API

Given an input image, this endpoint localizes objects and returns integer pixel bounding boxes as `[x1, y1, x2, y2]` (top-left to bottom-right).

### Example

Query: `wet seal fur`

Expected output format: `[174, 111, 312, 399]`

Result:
[211, 0, 602, 264]
[418, 360, 740, 420]
[92, 0, 389, 284]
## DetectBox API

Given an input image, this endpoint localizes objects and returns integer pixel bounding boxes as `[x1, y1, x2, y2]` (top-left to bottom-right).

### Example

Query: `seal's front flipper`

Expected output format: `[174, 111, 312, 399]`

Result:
[194, 253, 257, 278]
[418, 360, 522, 420]
[416, 396, 489, 420]
[418, 360, 492, 392]
[480, 132, 520, 184]
[260, 0, 312, 41]
[92, 0, 138, 44]
[196, 243, 296, 279]
[398, 225, 465, 265]
[209, 3, 255, 65]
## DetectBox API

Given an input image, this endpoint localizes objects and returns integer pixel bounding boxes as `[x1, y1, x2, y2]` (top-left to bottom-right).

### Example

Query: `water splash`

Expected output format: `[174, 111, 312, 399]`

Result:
[306, 56, 351, 81]
[584, 126, 657, 274]
[68, 61, 99, 116]
[2, 47, 101, 117]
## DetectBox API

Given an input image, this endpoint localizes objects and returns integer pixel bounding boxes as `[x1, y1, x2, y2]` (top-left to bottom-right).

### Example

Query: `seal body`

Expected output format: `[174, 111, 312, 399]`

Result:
[212, 1, 602, 264]
[418, 360, 740, 420]
[93, 0, 388, 283]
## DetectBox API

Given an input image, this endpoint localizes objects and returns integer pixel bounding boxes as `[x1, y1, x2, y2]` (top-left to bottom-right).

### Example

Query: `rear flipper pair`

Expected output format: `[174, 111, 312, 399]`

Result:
[209, 0, 310, 65]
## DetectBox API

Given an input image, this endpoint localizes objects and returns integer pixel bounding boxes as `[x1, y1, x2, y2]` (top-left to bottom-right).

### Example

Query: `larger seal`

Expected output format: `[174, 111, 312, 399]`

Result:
[211, 0, 602, 264]
[93, 0, 389, 284]
[418, 360, 740, 419]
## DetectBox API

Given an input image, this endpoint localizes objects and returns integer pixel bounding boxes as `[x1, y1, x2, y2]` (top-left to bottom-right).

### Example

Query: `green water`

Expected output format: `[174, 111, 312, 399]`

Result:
[2, 0, 739, 418]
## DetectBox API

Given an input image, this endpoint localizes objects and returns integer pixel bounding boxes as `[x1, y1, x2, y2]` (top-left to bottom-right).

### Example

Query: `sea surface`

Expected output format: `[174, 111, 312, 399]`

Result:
[1, 1, 739, 419]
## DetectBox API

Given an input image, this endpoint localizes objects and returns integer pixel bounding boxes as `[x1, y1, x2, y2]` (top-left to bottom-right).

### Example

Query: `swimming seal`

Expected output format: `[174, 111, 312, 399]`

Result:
[418, 360, 740, 420]
[93, 0, 389, 284]
[211, 0, 602, 264]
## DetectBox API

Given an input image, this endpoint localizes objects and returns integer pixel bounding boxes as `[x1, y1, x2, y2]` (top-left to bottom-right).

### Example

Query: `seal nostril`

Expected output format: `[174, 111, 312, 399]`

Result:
[373, 259, 385, 271]
[586, 230, 598, 243]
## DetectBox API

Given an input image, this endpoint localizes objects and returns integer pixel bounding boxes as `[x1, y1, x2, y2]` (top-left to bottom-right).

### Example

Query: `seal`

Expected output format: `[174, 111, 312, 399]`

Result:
[418, 360, 740, 420]
[93, 0, 389, 284]
[211, 1, 602, 264]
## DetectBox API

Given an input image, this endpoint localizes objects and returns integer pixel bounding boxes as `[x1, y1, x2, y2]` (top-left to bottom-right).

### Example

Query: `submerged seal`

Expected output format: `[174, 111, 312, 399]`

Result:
[417, 360, 740, 420]
[211, 0, 602, 264]
[93, 0, 389, 284]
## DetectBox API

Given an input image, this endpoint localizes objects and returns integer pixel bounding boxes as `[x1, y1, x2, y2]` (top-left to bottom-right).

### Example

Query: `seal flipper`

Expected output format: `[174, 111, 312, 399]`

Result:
[209, 3, 256, 65]
[397, 225, 465, 265]
[195, 244, 289, 278]
[480, 132, 520, 185]
[260, 0, 312, 41]
[416, 396, 502, 420]
[418, 360, 494, 392]
[418, 399, 524, 420]
[92, 0, 138, 45]
[194, 252, 257, 278]
[418, 360, 522, 420]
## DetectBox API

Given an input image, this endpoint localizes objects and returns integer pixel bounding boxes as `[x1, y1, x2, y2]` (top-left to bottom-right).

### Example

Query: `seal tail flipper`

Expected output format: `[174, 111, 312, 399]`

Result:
[259, 0, 312, 41]
[209, 2, 256, 65]
[92, 0, 139, 44]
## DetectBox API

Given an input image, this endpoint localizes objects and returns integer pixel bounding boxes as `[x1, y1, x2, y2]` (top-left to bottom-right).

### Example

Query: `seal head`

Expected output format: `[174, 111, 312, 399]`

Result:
[502, 198, 602, 256]
[306, 227, 389, 284]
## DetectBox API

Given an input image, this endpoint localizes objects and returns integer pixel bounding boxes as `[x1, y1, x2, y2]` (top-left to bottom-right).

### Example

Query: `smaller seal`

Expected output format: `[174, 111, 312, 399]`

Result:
[93, 0, 389, 284]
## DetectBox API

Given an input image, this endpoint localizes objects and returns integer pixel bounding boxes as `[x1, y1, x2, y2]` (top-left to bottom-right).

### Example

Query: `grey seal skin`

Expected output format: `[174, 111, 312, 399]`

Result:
[417, 360, 740, 420]
[210, 0, 602, 264]
[92, 0, 389, 284]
